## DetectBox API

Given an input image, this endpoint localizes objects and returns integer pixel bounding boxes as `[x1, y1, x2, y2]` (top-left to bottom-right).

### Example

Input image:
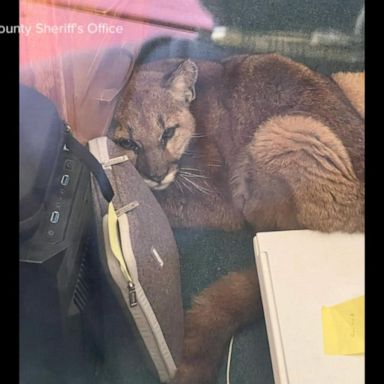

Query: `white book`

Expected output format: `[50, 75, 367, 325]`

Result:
[253, 230, 364, 384]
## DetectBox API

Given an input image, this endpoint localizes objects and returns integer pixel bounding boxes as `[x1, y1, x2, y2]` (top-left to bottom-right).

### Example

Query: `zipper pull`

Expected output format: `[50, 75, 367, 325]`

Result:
[128, 281, 137, 308]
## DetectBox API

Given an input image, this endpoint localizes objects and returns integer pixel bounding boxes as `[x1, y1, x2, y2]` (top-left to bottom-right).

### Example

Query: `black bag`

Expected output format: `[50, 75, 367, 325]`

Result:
[19, 85, 113, 384]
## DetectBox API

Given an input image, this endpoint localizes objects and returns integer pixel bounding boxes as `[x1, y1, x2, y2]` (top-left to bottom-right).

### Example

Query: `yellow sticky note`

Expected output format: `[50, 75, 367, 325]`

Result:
[322, 296, 364, 355]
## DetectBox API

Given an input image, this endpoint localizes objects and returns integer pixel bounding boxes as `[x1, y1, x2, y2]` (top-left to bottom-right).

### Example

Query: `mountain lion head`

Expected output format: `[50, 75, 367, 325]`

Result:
[111, 60, 198, 190]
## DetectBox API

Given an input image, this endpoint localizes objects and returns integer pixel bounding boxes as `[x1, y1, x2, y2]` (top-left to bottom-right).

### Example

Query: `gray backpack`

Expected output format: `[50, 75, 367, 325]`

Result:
[89, 136, 184, 383]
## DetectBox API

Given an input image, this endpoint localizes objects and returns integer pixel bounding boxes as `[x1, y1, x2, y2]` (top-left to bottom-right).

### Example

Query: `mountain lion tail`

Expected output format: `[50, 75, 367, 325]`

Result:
[172, 269, 262, 384]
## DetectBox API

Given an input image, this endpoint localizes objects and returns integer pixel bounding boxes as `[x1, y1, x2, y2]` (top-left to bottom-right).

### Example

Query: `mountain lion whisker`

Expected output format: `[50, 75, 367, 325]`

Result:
[174, 179, 185, 193]
[178, 177, 193, 193]
[180, 167, 204, 173]
[179, 174, 211, 195]
[179, 171, 209, 180]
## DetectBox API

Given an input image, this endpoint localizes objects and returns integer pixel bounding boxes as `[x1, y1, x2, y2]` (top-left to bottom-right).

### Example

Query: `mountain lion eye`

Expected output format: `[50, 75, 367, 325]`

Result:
[161, 125, 179, 145]
[119, 138, 140, 153]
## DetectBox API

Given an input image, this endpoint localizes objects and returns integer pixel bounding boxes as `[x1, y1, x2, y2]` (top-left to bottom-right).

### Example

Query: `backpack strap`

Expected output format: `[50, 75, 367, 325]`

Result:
[65, 128, 114, 203]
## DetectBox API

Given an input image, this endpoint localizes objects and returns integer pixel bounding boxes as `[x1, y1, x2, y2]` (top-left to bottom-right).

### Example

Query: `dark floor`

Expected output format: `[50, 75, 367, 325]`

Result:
[177, 229, 274, 384]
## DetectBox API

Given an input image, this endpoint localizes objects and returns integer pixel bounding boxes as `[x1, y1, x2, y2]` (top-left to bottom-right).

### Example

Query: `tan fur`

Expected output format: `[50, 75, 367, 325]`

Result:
[112, 54, 365, 384]
[236, 115, 364, 232]
[332, 72, 365, 118]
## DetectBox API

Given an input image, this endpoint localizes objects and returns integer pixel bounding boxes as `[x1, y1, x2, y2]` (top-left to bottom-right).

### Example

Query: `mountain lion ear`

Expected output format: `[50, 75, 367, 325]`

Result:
[163, 59, 198, 103]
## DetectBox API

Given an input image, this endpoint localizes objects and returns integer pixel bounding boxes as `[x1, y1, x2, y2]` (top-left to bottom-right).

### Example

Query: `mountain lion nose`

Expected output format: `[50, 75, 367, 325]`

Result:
[148, 171, 168, 183]
[150, 174, 164, 183]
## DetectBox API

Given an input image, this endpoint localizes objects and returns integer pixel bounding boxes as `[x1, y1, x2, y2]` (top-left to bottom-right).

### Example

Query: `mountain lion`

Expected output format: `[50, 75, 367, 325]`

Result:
[111, 54, 364, 384]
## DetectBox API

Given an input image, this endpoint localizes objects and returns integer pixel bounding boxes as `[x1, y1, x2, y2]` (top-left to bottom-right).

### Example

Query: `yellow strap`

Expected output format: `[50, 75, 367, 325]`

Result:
[108, 202, 132, 283]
